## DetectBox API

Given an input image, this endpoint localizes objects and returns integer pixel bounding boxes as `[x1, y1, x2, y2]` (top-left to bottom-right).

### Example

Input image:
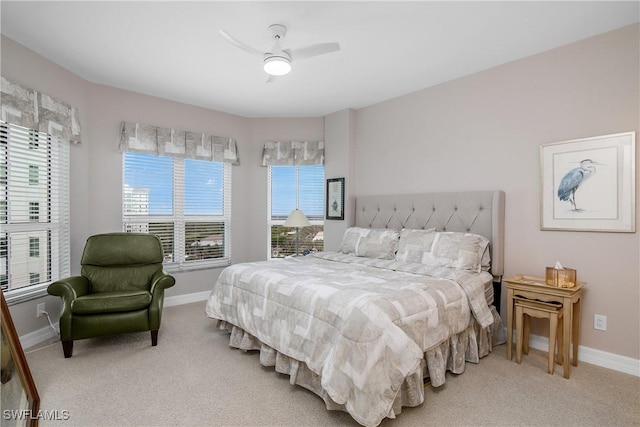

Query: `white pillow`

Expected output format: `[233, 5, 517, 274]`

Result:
[421, 231, 489, 273]
[395, 228, 436, 263]
[337, 227, 370, 255]
[355, 228, 400, 259]
[481, 245, 492, 272]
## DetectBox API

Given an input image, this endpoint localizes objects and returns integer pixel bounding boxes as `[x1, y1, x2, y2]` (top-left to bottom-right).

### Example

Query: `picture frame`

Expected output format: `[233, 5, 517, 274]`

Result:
[540, 131, 635, 232]
[1, 289, 40, 427]
[326, 178, 345, 220]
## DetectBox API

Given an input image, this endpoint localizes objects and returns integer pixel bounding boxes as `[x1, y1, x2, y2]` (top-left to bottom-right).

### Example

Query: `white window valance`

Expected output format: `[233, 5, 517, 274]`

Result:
[1, 76, 81, 144]
[118, 121, 239, 164]
[262, 141, 324, 166]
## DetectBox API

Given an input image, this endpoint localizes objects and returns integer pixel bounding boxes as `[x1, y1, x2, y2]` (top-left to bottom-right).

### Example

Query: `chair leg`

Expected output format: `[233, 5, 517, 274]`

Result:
[62, 340, 73, 358]
[151, 330, 158, 346]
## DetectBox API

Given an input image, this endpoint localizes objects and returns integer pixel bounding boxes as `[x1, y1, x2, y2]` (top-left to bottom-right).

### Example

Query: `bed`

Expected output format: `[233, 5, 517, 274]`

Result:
[205, 191, 505, 426]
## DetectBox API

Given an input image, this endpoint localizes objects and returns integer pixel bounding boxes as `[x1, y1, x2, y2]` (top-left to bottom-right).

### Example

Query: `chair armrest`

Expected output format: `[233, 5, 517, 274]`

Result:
[148, 271, 175, 330]
[47, 276, 90, 340]
[48, 276, 91, 301]
[150, 270, 176, 294]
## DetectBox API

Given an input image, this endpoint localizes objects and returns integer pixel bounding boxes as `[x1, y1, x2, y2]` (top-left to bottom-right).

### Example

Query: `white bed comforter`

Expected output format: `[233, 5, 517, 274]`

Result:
[205, 252, 494, 426]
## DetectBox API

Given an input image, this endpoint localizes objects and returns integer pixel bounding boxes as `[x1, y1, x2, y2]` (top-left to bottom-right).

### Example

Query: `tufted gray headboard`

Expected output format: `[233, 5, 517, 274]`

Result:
[355, 191, 505, 279]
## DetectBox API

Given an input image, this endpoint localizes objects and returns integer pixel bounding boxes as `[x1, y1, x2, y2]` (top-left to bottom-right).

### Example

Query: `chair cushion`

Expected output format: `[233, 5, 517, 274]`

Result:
[81, 233, 164, 266]
[71, 290, 152, 314]
[83, 264, 160, 293]
[80, 233, 165, 293]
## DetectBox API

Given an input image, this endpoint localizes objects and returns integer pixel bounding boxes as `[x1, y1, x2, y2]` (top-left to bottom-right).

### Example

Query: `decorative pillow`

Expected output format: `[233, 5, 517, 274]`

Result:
[421, 231, 489, 273]
[338, 227, 370, 255]
[354, 228, 400, 260]
[395, 228, 436, 263]
[481, 245, 492, 272]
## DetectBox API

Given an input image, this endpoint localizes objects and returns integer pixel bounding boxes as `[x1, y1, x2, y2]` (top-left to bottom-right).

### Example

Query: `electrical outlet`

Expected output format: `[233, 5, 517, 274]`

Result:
[594, 314, 607, 331]
[36, 302, 46, 318]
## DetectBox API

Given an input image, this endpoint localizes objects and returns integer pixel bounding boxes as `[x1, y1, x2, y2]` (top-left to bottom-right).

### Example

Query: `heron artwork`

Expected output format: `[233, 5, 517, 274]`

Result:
[557, 159, 602, 211]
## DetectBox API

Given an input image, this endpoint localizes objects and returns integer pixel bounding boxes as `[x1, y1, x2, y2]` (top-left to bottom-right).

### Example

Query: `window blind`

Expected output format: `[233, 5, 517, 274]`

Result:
[0, 121, 71, 303]
[122, 152, 231, 270]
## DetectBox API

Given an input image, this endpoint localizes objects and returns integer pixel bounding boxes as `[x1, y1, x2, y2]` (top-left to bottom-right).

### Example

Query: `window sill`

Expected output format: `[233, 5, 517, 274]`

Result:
[164, 259, 230, 274]
[4, 283, 50, 305]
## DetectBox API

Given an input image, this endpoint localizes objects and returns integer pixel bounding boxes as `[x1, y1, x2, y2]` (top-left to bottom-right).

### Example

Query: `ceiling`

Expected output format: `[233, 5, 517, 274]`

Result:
[1, 1, 638, 118]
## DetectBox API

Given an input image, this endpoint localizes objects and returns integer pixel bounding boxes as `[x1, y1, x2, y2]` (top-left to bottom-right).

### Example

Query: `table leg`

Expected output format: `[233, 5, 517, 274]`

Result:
[548, 313, 558, 375]
[523, 315, 530, 355]
[562, 298, 572, 379]
[572, 297, 581, 367]
[507, 288, 514, 360]
[515, 305, 524, 364]
[556, 316, 564, 365]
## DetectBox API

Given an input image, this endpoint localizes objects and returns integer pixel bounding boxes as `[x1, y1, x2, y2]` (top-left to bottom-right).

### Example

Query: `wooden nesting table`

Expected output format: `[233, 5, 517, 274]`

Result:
[504, 275, 585, 379]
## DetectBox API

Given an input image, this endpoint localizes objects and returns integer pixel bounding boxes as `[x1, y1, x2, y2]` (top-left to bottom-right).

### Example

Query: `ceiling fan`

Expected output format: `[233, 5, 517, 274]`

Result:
[219, 24, 340, 80]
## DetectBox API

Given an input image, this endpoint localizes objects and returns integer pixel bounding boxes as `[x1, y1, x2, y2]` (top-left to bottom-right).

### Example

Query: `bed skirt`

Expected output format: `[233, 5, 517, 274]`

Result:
[214, 305, 504, 424]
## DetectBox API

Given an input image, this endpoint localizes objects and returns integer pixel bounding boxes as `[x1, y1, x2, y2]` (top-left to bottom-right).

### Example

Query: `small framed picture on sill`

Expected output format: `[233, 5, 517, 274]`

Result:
[326, 178, 345, 220]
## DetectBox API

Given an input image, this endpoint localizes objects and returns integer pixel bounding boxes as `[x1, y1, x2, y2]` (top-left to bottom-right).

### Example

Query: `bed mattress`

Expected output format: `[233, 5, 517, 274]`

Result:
[205, 252, 497, 426]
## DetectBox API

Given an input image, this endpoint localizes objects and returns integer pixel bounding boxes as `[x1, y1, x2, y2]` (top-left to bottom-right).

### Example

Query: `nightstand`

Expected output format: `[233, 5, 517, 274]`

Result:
[504, 275, 585, 379]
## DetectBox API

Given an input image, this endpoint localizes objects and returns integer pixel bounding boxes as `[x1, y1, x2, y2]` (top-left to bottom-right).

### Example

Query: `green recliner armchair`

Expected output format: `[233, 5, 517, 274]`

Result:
[48, 233, 175, 358]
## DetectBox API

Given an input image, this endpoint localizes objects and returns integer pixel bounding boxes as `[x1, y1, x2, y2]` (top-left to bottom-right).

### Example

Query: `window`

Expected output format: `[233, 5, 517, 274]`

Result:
[122, 152, 231, 271]
[268, 165, 324, 258]
[29, 273, 40, 285]
[29, 237, 40, 257]
[29, 165, 39, 185]
[0, 121, 71, 301]
[29, 202, 40, 221]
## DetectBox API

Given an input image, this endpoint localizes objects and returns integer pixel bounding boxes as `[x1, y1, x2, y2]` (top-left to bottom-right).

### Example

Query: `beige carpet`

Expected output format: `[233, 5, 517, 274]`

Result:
[24, 301, 640, 427]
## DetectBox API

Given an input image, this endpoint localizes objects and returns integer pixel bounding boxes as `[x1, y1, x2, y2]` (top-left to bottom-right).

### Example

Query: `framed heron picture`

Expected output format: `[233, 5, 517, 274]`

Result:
[326, 178, 345, 220]
[540, 131, 635, 232]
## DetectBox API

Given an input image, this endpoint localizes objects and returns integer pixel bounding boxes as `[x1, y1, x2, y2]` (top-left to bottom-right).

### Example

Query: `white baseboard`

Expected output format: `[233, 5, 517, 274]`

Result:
[20, 292, 640, 378]
[20, 322, 59, 350]
[164, 290, 210, 307]
[524, 333, 640, 377]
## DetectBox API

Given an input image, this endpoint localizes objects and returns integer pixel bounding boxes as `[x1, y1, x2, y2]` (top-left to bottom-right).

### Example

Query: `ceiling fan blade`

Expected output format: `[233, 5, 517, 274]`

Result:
[266, 75, 278, 83]
[289, 42, 340, 60]
[219, 30, 264, 56]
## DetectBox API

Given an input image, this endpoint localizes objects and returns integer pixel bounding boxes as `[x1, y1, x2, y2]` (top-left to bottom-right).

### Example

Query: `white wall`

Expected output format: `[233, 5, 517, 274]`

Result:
[323, 109, 356, 250]
[343, 24, 639, 359]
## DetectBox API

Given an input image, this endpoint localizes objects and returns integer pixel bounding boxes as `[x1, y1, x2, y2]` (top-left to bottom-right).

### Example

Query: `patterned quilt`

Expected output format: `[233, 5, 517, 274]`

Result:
[205, 252, 494, 426]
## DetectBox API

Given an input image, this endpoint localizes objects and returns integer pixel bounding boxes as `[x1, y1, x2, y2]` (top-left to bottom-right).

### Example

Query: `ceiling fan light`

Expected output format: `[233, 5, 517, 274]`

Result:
[264, 56, 291, 76]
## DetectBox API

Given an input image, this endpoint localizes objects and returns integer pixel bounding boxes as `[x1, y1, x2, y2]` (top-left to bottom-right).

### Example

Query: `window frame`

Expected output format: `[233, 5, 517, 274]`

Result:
[1, 121, 71, 304]
[122, 152, 232, 272]
[267, 164, 324, 260]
